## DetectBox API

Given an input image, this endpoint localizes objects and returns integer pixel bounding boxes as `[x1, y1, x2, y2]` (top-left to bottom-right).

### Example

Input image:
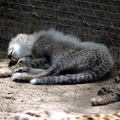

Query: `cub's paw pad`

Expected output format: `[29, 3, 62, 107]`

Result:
[14, 67, 30, 73]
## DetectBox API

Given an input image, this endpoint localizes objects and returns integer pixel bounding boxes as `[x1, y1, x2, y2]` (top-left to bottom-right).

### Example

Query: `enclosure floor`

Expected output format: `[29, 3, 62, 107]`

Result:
[0, 40, 119, 120]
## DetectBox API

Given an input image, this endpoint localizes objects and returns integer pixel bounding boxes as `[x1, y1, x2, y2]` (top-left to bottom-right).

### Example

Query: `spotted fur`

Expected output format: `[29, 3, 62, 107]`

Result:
[15, 110, 120, 120]
[7, 29, 113, 85]
[91, 72, 120, 106]
[91, 83, 120, 105]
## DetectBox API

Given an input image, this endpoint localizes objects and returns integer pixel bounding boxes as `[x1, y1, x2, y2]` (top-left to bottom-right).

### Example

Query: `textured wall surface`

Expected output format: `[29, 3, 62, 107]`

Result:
[0, 0, 120, 62]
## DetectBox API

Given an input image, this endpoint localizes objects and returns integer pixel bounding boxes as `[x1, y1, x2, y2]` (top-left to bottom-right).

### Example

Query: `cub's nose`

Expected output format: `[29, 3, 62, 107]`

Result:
[8, 50, 13, 59]
[8, 54, 12, 59]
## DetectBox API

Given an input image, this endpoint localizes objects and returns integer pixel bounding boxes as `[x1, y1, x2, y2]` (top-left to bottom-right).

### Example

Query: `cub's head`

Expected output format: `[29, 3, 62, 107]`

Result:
[8, 34, 33, 66]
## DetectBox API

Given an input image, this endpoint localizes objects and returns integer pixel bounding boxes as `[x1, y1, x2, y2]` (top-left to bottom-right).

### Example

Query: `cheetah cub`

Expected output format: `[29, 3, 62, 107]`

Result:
[8, 29, 113, 85]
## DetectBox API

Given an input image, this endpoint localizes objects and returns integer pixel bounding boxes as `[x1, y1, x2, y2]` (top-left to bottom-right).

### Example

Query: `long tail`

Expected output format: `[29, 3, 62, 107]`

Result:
[30, 65, 111, 85]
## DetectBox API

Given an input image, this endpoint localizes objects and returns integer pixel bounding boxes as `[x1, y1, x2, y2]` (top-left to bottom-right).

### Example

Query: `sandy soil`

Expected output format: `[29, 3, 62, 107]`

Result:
[0, 41, 119, 120]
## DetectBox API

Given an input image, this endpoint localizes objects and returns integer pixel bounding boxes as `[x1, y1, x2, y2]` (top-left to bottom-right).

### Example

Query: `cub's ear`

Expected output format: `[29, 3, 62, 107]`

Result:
[17, 34, 29, 42]
[9, 33, 28, 45]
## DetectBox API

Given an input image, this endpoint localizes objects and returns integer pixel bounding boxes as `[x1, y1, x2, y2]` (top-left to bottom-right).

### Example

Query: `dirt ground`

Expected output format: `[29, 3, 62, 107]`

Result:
[0, 40, 119, 120]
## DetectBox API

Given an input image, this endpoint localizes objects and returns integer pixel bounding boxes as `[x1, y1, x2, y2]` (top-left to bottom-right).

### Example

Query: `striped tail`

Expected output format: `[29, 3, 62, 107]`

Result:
[30, 65, 111, 85]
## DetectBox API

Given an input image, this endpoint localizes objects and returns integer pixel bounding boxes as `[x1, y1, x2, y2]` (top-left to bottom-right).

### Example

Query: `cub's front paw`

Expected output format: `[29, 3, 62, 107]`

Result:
[14, 67, 30, 73]
[17, 57, 31, 65]
[12, 72, 31, 82]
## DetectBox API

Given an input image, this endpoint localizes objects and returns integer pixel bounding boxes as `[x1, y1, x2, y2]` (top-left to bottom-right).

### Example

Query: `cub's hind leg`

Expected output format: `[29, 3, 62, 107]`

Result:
[12, 50, 96, 84]
[30, 49, 112, 85]
[34, 50, 97, 77]
[12, 49, 112, 85]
